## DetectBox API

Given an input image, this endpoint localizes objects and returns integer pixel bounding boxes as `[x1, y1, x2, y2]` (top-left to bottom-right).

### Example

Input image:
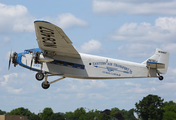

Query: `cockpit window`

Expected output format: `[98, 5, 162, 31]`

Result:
[24, 48, 42, 54]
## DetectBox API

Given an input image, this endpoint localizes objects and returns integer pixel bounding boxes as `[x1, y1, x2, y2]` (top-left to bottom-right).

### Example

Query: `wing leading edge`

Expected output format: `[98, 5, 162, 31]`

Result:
[34, 20, 80, 58]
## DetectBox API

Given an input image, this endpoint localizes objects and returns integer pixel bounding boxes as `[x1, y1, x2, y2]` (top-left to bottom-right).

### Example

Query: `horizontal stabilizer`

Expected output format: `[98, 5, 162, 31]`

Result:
[147, 61, 165, 69]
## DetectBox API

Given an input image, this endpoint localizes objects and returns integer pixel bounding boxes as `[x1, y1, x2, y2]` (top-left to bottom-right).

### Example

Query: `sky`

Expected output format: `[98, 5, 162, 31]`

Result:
[0, 0, 176, 114]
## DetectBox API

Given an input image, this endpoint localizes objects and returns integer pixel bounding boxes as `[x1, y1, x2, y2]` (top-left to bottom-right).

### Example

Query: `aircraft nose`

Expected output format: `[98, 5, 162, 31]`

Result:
[8, 52, 20, 69]
[14, 52, 25, 67]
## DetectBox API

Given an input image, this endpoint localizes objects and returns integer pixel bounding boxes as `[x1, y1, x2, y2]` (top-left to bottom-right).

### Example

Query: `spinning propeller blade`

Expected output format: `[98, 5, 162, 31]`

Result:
[8, 50, 18, 70]
[30, 48, 35, 70]
[8, 50, 12, 70]
[30, 57, 34, 70]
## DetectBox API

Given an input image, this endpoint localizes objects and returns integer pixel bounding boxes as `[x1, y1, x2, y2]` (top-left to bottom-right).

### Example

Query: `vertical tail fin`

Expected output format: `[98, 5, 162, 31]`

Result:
[142, 48, 170, 74]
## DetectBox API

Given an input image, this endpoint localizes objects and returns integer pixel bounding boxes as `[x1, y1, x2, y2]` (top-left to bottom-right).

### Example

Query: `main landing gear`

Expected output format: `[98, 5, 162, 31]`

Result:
[36, 72, 44, 81]
[35, 72, 65, 89]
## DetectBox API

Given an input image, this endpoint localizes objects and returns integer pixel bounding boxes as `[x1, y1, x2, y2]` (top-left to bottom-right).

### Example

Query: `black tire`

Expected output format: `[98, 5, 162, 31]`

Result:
[159, 76, 164, 81]
[35, 72, 44, 81]
[41, 81, 50, 89]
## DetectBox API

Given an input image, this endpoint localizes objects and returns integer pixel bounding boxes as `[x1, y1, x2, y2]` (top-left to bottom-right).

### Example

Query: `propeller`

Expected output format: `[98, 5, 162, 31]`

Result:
[8, 50, 12, 70]
[29, 48, 43, 70]
[30, 57, 34, 70]
[30, 48, 35, 70]
[8, 50, 18, 70]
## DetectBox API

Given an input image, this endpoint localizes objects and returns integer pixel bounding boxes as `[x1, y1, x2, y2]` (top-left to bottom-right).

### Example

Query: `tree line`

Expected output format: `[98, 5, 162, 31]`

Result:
[0, 107, 135, 120]
[0, 94, 176, 120]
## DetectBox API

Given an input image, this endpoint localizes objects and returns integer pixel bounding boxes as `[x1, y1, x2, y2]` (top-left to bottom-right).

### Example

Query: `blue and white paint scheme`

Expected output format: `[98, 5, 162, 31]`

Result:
[9, 21, 170, 89]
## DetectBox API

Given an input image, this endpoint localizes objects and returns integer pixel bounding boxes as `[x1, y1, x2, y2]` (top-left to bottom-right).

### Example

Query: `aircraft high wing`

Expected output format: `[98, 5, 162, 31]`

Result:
[8, 20, 170, 89]
[34, 21, 80, 58]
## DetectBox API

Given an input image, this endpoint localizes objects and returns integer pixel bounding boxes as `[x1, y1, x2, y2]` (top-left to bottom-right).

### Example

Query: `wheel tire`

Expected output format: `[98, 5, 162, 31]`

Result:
[41, 81, 50, 89]
[159, 76, 164, 81]
[35, 72, 44, 81]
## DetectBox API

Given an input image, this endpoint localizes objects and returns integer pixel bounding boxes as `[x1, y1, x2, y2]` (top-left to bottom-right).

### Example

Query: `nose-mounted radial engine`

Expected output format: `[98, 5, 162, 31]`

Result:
[8, 51, 18, 70]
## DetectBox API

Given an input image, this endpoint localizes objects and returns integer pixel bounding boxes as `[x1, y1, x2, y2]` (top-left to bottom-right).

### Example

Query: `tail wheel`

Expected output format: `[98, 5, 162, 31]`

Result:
[41, 81, 50, 89]
[35, 72, 44, 81]
[159, 76, 164, 81]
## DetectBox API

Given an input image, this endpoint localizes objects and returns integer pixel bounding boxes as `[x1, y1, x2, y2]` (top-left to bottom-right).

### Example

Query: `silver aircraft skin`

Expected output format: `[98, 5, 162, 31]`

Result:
[8, 21, 170, 89]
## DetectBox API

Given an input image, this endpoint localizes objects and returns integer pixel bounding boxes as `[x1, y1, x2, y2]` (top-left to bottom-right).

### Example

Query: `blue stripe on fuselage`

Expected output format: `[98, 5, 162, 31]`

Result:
[16, 52, 40, 72]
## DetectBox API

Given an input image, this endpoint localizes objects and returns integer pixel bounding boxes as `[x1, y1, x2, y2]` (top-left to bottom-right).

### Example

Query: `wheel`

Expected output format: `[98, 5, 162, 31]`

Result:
[159, 76, 164, 81]
[35, 72, 44, 81]
[41, 81, 50, 89]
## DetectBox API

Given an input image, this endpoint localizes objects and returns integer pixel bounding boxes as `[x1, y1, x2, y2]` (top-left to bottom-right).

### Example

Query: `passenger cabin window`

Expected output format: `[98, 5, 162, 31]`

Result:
[66, 63, 74, 67]
[49, 60, 85, 70]
[50, 61, 55, 64]
[56, 61, 64, 65]
[76, 64, 84, 69]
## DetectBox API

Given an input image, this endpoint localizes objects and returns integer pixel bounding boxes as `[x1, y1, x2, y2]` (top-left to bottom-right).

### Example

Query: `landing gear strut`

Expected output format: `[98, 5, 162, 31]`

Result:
[35, 72, 65, 89]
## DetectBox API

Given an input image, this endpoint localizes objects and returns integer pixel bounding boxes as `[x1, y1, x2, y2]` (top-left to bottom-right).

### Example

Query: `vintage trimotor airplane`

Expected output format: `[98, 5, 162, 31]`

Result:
[8, 21, 170, 89]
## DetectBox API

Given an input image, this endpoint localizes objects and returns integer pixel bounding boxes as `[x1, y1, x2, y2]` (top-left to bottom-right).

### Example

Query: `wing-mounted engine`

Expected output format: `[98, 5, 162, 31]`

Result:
[34, 52, 54, 63]
[30, 51, 54, 70]
[34, 52, 41, 64]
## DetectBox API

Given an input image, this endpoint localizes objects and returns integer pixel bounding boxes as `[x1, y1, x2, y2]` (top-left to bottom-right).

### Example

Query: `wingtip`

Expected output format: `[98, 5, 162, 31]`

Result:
[34, 20, 51, 24]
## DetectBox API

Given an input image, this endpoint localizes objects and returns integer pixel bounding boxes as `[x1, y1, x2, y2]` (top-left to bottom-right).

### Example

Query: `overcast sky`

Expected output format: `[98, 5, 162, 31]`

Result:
[0, 0, 176, 114]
